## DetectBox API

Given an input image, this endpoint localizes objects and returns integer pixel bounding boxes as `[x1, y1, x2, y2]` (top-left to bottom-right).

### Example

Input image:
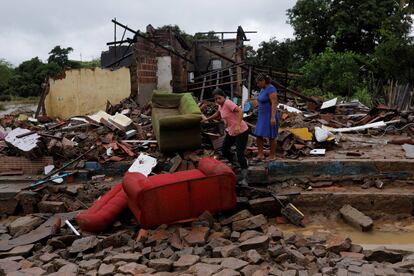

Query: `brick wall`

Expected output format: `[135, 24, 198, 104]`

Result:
[131, 37, 158, 106]
[135, 37, 158, 85]
[131, 27, 190, 105]
[0, 156, 54, 175]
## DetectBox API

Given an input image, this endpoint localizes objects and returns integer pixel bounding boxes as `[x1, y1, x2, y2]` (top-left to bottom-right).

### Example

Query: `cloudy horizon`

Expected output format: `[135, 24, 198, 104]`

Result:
[0, 0, 296, 66]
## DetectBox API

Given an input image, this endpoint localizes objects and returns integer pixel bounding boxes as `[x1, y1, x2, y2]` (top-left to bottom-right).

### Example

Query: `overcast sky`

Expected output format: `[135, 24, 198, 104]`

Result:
[0, 0, 296, 66]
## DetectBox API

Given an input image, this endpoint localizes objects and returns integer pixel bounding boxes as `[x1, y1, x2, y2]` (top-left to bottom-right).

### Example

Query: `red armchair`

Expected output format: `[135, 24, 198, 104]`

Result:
[123, 157, 236, 229]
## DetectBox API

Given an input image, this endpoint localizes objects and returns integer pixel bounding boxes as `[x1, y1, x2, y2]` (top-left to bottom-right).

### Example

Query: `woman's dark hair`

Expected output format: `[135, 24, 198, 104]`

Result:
[256, 73, 271, 84]
[212, 88, 226, 97]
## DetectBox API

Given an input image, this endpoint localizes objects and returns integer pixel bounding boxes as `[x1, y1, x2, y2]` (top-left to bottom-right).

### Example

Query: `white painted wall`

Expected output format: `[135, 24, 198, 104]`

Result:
[156, 56, 173, 92]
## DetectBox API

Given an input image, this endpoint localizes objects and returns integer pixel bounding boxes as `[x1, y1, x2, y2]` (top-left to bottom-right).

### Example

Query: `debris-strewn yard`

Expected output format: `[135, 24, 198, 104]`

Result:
[0, 90, 413, 275]
[1, 11, 414, 275]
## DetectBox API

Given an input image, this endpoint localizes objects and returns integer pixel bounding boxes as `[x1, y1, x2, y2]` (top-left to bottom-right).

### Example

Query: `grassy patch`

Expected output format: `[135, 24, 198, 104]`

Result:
[9, 96, 40, 104]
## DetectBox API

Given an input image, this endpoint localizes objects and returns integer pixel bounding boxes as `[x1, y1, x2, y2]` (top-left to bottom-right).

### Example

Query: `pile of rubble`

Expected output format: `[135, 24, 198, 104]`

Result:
[1, 210, 413, 275]
[240, 98, 414, 158]
[0, 98, 155, 165]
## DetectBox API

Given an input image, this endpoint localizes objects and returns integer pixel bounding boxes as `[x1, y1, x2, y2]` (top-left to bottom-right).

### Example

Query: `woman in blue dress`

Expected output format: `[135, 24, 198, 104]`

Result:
[254, 74, 278, 160]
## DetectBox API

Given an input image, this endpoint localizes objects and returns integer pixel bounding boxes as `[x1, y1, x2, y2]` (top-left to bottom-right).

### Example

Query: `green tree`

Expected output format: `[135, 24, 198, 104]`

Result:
[48, 46, 81, 69]
[0, 59, 14, 96]
[294, 48, 364, 98]
[244, 45, 257, 65]
[254, 38, 300, 70]
[371, 35, 414, 83]
[156, 25, 195, 48]
[330, 0, 411, 53]
[287, 0, 412, 58]
[7, 57, 60, 97]
[287, 0, 332, 59]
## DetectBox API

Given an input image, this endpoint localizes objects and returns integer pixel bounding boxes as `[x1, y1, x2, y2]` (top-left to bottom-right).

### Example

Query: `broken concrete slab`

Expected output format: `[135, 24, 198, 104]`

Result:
[247, 166, 268, 184]
[239, 236, 270, 251]
[220, 245, 242, 258]
[173, 255, 200, 270]
[108, 113, 133, 131]
[340, 204, 373, 232]
[220, 210, 253, 226]
[5, 128, 43, 158]
[8, 216, 43, 237]
[0, 259, 21, 275]
[246, 249, 263, 264]
[98, 263, 115, 276]
[7, 267, 46, 276]
[0, 185, 22, 200]
[110, 253, 142, 263]
[212, 268, 240, 276]
[88, 111, 111, 124]
[248, 197, 278, 216]
[0, 197, 18, 216]
[326, 235, 352, 254]
[0, 244, 34, 258]
[238, 230, 262, 243]
[148, 258, 173, 272]
[38, 201, 66, 213]
[221, 257, 248, 270]
[117, 263, 154, 274]
[184, 227, 209, 246]
[232, 215, 267, 231]
[16, 191, 39, 215]
[402, 144, 414, 159]
[69, 236, 99, 254]
[79, 259, 101, 270]
[187, 263, 222, 275]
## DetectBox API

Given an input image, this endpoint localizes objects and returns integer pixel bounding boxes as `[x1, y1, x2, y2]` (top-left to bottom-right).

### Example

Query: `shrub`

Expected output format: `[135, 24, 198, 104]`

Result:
[294, 48, 365, 98]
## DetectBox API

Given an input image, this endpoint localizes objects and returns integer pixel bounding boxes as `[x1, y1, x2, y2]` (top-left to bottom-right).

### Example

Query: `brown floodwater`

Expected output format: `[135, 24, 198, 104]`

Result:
[275, 215, 414, 245]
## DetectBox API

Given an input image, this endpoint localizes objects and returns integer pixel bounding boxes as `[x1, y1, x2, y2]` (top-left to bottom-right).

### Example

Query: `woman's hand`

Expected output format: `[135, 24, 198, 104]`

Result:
[271, 117, 276, 126]
[251, 99, 258, 107]
[234, 124, 241, 135]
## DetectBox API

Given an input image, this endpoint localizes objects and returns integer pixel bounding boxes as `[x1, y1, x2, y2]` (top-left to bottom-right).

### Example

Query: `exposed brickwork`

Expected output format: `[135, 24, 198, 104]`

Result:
[129, 26, 190, 104]
[0, 156, 54, 175]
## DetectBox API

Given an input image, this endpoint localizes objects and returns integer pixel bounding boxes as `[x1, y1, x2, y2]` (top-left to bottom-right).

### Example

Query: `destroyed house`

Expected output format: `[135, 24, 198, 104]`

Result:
[104, 21, 192, 106]
[105, 20, 256, 105]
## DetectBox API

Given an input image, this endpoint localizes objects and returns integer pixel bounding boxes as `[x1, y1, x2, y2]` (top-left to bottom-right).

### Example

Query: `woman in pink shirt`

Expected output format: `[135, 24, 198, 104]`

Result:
[204, 89, 249, 185]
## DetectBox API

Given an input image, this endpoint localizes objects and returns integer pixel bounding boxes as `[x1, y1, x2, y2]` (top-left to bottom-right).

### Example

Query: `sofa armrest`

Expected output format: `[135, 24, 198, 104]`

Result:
[179, 93, 201, 115]
[152, 92, 183, 108]
[123, 172, 149, 198]
[198, 157, 235, 177]
[159, 114, 201, 130]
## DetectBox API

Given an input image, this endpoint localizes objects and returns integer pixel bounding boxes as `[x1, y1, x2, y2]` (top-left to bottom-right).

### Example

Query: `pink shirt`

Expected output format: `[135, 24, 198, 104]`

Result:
[218, 100, 248, 136]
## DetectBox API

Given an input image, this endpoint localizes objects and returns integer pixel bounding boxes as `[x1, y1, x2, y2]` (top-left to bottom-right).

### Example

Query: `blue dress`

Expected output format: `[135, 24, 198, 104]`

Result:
[255, 84, 279, 138]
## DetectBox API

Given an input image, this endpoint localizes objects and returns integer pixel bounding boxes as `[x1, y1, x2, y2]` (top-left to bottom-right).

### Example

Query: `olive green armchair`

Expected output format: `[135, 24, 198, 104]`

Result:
[151, 92, 202, 152]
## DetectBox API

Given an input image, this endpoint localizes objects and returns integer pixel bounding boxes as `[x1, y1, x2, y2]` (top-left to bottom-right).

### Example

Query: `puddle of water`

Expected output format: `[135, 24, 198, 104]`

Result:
[0, 103, 37, 116]
[276, 217, 414, 245]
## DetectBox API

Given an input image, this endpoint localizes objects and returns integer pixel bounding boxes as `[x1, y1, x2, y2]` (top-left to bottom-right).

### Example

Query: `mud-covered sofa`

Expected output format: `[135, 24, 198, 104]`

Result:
[151, 92, 201, 152]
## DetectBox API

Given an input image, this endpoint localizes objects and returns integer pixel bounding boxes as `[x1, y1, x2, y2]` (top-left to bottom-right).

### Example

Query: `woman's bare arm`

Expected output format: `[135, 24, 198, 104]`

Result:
[269, 92, 278, 126]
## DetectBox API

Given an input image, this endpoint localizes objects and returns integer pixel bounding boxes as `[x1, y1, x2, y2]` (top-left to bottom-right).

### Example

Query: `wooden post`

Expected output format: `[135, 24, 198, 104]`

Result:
[229, 68, 234, 99]
[235, 29, 243, 97]
[200, 76, 206, 100]
[247, 66, 252, 99]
